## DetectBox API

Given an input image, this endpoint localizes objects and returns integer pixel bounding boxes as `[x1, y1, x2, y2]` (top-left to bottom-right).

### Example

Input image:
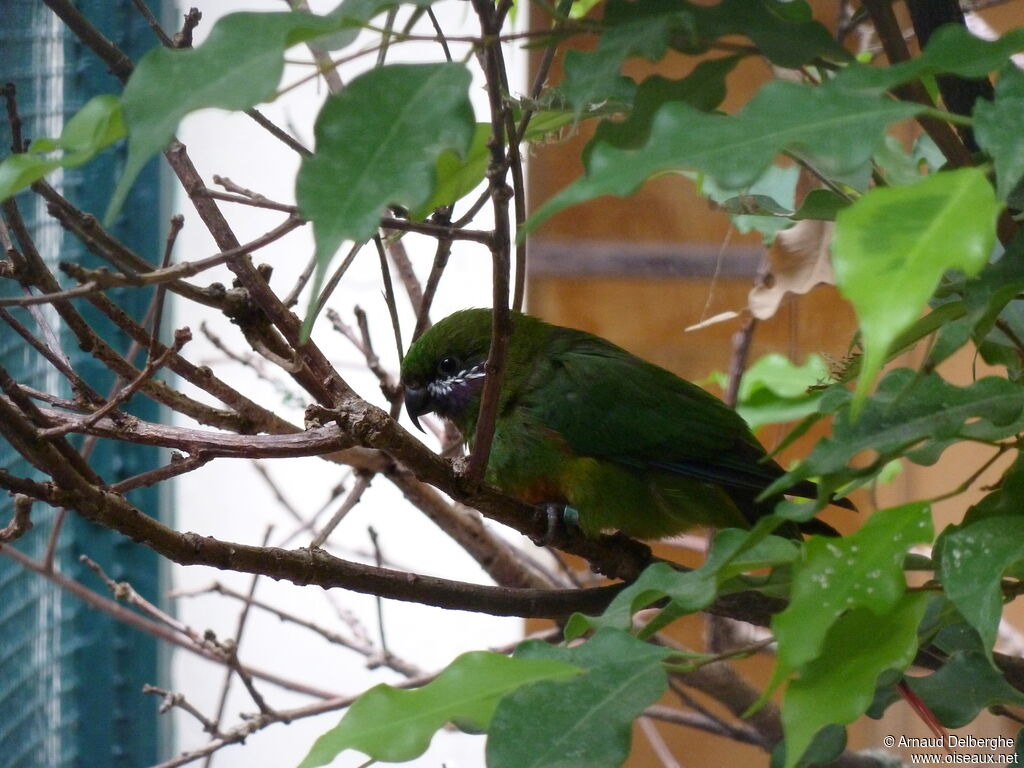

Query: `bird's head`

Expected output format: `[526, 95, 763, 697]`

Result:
[400, 308, 496, 433]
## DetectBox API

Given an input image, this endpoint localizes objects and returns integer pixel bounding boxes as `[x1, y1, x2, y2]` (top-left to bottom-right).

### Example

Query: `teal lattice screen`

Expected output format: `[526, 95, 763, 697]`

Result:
[0, 2, 167, 765]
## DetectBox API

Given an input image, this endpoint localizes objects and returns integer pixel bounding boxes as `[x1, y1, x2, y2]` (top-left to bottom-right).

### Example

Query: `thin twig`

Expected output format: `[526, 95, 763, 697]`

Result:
[412, 212, 454, 342]
[176, 580, 424, 677]
[310, 471, 373, 548]
[374, 235, 404, 368]
[206, 526, 276, 760]
[130, 0, 174, 46]
[367, 525, 393, 667]
[37, 327, 192, 438]
[143, 685, 223, 738]
[148, 215, 184, 358]
[1, 544, 340, 699]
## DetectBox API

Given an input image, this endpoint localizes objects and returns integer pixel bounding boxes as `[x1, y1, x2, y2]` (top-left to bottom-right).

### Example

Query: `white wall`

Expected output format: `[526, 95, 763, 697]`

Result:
[170, 2, 527, 764]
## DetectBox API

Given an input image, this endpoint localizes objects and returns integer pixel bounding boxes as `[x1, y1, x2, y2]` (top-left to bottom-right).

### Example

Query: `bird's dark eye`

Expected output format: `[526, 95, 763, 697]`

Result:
[437, 356, 460, 376]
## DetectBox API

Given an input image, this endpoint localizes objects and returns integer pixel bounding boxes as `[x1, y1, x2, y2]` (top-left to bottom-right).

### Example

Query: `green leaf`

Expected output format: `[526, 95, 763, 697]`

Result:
[0, 94, 125, 203]
[689, 0, 850, 69]
[907, 650, 1024, 728]
[296, 62, 473, 326]
[937, 514, 1024, 655]
[560, 0, 681, 118]
[773, 503, 932, 673]
[412, 123, 491, 219]
[873, 135, 926, 187]
[766, 370, 1024, 499]
[791, 189, 851, 221]
[836, 25, 1024, 94]
[929, 239, 1024, 369]
[566, 522, 797, 640]
[975, 65, 1024, 201]
[697, 164, 800, 243]
[561, 0, 847, 118]
[487, 629, 670, 768]
[771, 724, 847, 768]
[414, 112, 576, 219]
[526, 81, 920, 234]
[110, 11, 348, 221]
[831, 167, 999, 412]
[585, 56, 742, 161]
[297, 651, 581, 767]
[319, 0, 436, 51]
[781, 593, 928, 768]
[731, 353, 830, 430]
[564, 561, 713, 640]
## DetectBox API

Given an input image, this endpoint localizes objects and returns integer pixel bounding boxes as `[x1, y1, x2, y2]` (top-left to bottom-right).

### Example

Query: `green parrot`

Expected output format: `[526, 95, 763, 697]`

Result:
[400, 308, 850, 539]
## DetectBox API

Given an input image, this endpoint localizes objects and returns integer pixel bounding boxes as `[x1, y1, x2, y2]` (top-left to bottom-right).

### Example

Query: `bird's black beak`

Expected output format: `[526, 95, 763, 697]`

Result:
[403, 385, 431, 433]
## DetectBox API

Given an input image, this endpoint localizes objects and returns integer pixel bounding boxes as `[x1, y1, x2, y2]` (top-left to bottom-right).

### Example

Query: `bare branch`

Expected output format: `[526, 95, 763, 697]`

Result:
[0, 495, 33, 543]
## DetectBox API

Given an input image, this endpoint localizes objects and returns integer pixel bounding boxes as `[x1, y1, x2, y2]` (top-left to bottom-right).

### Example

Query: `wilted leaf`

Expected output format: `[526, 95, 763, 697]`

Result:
[749, 219, 836, 320]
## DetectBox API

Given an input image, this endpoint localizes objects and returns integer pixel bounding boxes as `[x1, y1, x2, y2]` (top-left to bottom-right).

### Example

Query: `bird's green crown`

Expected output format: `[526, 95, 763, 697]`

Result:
[400, 308, 553, 434]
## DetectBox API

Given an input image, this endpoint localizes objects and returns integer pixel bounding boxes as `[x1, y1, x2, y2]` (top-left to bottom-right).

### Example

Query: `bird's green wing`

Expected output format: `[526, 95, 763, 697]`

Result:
[524, 331, 786, 493]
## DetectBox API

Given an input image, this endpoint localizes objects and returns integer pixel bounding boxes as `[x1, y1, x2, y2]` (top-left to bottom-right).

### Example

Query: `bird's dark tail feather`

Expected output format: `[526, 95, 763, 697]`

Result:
[788, 478, 857, 512]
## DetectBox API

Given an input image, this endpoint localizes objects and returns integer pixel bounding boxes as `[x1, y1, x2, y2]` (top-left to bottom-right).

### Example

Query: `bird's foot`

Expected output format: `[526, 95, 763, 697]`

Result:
[532, 503, 582, 547]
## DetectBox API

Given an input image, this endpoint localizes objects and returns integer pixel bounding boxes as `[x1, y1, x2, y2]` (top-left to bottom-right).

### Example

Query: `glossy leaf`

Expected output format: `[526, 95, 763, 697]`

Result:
[907, 651, 1024, 728]
[297, 651, 581, 767]
[781, 593, 928, 768]
[690, 0, 849, 68]
[773, 503, 931, 674]
[487, 629, 671, 768]
[791, 189, 851, 221]
[565, 522, 797, 640]
[929, 240, 1024, 369]
[975, 65, 1024, 201]
[415, 112, 579, 219]
[697, 164, 800, 243]
[296, 62, 473, 324]
[585, 56, 741, 160]
[0, 95, 124, 203]
[831, 167, 999, 411]
[836, 24, 1024, 94]
[413, 123, 491, 219]
[937, 514, 1024, 655]
[709, 353, 830, 430]
[526, 81, 920, 234]
[766, 370, 1024, 500]
[110, 11, 343, 221]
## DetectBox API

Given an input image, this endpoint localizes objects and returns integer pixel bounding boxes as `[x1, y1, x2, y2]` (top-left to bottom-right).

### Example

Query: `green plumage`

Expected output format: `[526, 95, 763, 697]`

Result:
[401, 309, 844, 539]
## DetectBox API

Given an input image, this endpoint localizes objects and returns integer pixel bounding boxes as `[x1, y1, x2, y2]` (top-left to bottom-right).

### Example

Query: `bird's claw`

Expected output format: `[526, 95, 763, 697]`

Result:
[532, 503, 581, 546]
